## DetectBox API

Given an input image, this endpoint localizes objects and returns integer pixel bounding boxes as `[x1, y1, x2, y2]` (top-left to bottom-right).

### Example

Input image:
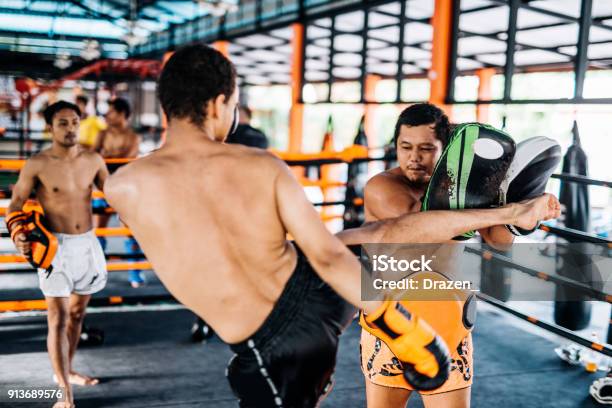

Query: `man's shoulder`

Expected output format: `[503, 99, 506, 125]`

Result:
[365, 169, 417, 203]
[112, 153, 152, 177]
[224, 144, 285, 176]
[366, 169, 406, 190]
[226, 142, 272, 159]
[104, 158, 144, 201]
[106, 150, 182, 199]
[26, 150, 52, 167]
[19, 150, 57, 176]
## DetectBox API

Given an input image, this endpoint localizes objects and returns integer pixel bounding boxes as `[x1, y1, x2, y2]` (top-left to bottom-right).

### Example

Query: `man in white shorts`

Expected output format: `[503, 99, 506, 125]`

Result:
[6, 101, 109, 408]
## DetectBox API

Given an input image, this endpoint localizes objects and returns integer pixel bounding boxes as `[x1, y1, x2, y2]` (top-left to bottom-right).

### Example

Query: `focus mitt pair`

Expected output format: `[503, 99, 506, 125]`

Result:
[500, 136, 561, 235]
[422, 123, 561, 237]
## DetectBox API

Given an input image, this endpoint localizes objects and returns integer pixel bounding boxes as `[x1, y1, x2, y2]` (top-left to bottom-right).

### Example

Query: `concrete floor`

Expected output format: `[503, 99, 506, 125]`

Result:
[0, 302, 605, 408]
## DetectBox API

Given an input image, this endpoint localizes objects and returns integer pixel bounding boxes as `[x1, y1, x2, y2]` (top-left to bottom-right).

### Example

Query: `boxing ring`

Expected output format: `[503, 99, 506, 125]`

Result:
[0, 146, 610, 407]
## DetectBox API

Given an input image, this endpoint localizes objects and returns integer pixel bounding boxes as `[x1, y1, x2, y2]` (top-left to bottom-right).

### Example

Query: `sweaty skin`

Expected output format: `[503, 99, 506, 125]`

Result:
[104, 90, 560, 345]
[8, 108, 109, 408]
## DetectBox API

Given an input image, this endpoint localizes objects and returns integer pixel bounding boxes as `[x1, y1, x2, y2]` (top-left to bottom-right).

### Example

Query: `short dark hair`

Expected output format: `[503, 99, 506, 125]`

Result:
[76, 95, 88, 105]
[158, 44, 236, 128]
[43, 101, 81, 125]
[393, 103, 450, 147]
[108, 97, 131, 119]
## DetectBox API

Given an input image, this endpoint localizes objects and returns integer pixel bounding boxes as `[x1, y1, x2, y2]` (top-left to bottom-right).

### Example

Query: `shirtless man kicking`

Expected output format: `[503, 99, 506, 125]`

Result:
[103, 44, 560, 407]
[7, 101, 109, 408]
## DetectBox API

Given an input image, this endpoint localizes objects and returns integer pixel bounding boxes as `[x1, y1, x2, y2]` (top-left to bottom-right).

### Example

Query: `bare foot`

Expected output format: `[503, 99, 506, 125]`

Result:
[53, 372, 99, 386]
[514, 194, 561, 230]
[53, 401, 74, 408]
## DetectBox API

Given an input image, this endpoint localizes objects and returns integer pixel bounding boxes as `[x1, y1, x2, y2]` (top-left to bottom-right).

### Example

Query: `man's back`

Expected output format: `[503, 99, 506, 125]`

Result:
[105, 139, 296, 342]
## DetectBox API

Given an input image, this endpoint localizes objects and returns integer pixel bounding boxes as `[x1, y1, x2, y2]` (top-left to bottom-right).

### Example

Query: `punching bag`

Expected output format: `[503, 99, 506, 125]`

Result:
[560, 121, 590, 231]
[554, 121, 592, 331]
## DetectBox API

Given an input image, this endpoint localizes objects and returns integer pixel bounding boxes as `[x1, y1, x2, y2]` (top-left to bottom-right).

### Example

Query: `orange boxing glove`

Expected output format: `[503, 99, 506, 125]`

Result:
[361, 300, 451, 391]
[6, 210, 27, 241]
[399, 271, 476, 356]
[361, 271, 477, 389]
[7, 211, 57, 272]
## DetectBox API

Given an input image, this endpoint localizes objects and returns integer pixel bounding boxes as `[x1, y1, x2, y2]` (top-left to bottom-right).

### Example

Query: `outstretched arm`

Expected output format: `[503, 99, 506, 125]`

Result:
[273, 158, 381, 313]
[337, 194, 560, 245]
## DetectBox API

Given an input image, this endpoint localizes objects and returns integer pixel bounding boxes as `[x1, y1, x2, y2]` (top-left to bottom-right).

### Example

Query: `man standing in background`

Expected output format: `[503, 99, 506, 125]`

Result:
[94, 98, 139, 159]
[94, 98, 143, 287]
[225, 105, 269, 149]
[7, 101, 109, 407]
